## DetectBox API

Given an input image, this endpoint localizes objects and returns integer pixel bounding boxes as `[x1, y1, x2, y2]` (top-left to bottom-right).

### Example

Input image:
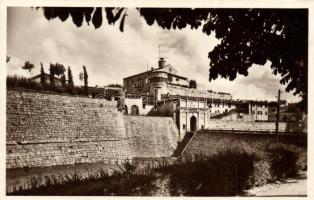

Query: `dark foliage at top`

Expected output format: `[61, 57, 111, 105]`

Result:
[40, 8, 308, 110]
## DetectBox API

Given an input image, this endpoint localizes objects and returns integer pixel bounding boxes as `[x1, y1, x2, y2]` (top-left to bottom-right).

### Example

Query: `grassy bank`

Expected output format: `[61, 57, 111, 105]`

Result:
[8, 143, 306, 196]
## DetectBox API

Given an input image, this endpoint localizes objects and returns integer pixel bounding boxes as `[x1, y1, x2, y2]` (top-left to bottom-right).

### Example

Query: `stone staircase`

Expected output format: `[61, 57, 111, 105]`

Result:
[173, 132, 195, 157]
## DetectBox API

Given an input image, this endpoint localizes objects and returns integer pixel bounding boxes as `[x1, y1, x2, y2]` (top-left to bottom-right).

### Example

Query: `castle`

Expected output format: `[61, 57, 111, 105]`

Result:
[106, 57, 272, 137]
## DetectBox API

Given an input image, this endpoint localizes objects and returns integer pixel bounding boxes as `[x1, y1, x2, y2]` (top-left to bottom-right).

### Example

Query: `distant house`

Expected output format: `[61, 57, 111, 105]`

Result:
[29, 73, 62, 86]
[104, 85, 124, 100]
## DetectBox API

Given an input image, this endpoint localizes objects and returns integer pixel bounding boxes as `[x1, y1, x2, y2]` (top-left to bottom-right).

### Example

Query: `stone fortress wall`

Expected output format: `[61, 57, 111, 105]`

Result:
[6, 90, 180, 169]
[124, 116, 180, 158]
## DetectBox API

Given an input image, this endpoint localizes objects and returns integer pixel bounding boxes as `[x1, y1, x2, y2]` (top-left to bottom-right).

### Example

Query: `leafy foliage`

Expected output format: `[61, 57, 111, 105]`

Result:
[53, 63, 66, 77]
[21, 61, 34, 73]
[7, 75, 42, 91]
[266, 143, 300, 179]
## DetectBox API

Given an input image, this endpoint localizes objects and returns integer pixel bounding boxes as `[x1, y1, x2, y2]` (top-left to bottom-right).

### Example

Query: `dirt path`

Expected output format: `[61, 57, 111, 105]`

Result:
[246, 174, 307, 197]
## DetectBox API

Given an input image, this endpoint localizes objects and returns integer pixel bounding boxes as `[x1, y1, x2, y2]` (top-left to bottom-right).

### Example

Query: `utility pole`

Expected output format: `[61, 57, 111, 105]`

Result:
[275, 90, 281, 142]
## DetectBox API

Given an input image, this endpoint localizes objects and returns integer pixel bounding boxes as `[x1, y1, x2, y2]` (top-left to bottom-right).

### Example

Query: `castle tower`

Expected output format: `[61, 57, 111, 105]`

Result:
[149, 71, 167, 101]
[158, 57, 166, 69]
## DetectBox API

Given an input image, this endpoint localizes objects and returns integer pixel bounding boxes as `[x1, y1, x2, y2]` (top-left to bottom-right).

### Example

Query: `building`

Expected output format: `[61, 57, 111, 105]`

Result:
[211, 100, 269, 121]
[104, 85, 124, 100]
[121, 58, 235, 135]
[118, 57, 275, 135]
[29, 73, 62, 86]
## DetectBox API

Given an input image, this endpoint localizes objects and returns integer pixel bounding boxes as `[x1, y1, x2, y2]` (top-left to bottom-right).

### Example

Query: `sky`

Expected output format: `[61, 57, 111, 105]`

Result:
[7, 7, 302, 103]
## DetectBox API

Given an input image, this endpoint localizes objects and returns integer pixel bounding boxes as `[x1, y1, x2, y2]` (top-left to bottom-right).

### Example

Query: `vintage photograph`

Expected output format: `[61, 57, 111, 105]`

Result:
[6, 6, 308, 196]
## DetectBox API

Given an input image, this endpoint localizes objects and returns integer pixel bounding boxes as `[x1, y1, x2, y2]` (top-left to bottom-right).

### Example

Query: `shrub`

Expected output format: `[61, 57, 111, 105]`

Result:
[123, 160, 137, 174]
[7, 75, 42, 91]
[265, 143, 300, 180]
[157, 150, 258, 196]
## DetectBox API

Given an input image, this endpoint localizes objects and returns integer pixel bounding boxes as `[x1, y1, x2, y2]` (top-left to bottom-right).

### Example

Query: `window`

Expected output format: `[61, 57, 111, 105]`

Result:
[201, 125, 204, 129]
[183, 124, 186, 130]
[176, 77, 179, 81]
[265, 111, 268, 115]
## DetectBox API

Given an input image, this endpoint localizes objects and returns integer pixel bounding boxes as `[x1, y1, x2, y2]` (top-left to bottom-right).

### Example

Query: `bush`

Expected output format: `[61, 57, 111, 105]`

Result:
[265, 143, 300, 180]
[157, 150, 258, 196]
[7, 75, 92, 97]
[123, 160, 137, 174]
[7, 75, 42, 91]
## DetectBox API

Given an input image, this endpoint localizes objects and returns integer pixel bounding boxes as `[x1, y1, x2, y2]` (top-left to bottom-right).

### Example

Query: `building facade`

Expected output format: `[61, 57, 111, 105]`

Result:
[117, 58, 275, 136]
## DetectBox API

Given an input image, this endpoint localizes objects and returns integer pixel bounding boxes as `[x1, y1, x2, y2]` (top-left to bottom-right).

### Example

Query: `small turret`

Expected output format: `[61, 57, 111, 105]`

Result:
[158, 57, 166, 69]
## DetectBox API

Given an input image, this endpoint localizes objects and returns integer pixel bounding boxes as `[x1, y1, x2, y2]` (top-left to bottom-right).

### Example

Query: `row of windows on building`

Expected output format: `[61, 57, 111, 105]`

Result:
[252, 110, 268, 115]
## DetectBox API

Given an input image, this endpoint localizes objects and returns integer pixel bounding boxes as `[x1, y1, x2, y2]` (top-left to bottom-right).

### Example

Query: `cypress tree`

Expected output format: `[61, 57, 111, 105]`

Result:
[67, 66, 74, 93]
[40, 63, 46, 87]
[61, 74, 66, 88]
[49, 63, 55, 88]
[83, 65, 88, 96]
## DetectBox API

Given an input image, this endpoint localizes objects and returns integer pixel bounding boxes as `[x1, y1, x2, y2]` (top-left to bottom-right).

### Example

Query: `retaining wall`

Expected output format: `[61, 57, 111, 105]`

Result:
[6, 90, 180, 169]
[183, 130, 307, 158]
[208, 119, 287, 131]
[6, 91, 131, 168]
[124, 116, 180, 158]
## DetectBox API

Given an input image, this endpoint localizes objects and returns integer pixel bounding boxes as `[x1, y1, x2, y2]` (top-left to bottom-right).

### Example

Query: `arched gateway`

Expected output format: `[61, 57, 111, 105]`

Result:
[190, 116, 197, 132]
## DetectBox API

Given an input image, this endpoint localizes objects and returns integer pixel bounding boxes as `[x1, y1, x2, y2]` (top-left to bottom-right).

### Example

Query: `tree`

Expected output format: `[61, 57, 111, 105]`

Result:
[107, 83, 123, 88]
[49, 63, 55, 87]
[40, 8, 308, 110]
[79, 72, 84, 86]
[53, 63, 66, 77]
[61, 74, 66, 88]
[6, 55, 11, 63]
[22, 61, 35, 76]
[40, 62, 46, 87]
[67, 66, 74, 93]
[189, 80, 197, 89]
[83, 65, 88, 96]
